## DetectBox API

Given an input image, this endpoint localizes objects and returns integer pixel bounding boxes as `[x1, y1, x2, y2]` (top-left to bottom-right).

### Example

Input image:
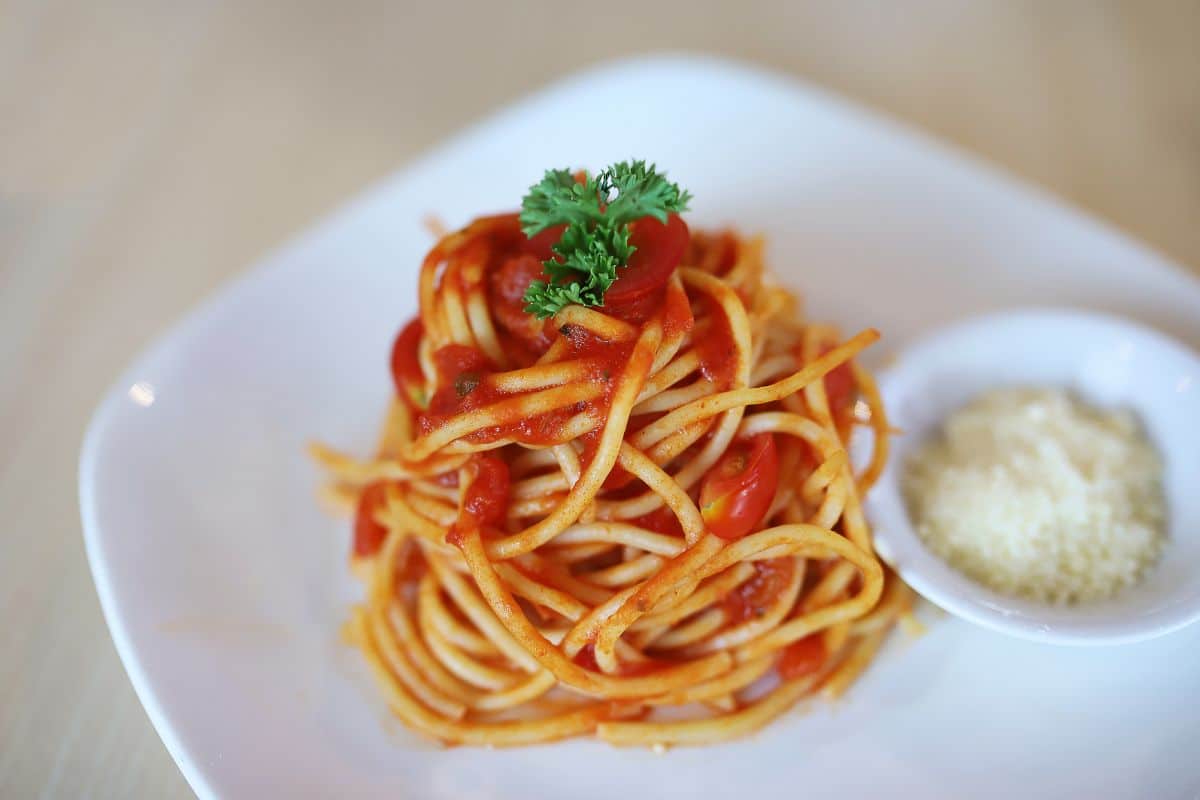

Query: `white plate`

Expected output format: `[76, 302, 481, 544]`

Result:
[80, 54, 1200, 799]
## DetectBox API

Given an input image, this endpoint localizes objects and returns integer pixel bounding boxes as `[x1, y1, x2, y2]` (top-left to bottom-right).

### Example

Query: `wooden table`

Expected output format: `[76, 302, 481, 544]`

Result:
[3, 1, 1197, 796]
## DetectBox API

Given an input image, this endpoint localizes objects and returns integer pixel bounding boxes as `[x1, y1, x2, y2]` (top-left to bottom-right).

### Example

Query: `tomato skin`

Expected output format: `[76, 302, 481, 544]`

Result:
[779, 635, 827, 680]
[522, 223, 567, 261]
[353, 482, 392, 557]
[700, 434, 780, 540]
[389, 318, 427, 409]
[603, 213, 690, 319]
[490, 253, 553, 355]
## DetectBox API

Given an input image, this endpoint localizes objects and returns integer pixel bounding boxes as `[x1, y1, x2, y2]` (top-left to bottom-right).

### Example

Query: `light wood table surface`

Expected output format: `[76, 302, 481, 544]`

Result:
[3, 1, 1198, 796]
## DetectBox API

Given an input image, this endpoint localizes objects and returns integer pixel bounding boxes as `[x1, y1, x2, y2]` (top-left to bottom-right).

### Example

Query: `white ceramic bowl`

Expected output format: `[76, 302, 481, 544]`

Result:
[860, 308, 1200, 645]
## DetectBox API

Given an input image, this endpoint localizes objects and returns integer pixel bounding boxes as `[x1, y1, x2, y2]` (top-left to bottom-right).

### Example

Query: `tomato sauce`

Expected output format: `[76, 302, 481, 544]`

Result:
[353, 481, 393, 557]
[722, 558, 795, 624]
[417, 323, 637, 455]
[445, 454, 511, 547]
[628, 505, 684, 537]
[572, 642, 670, 676]
[792, 343, 860, 457]
[778, 634, 827, 680]
[694, 295, 737, 389]
[572, 642, 601, 671]
[389, 318, 426, 409]
[660, 277, 695, 341]
[393, 540, 427, 584]
[460, 455, 510, 528]
[566, 324, 644, 475]
[824, 362, 855, 418]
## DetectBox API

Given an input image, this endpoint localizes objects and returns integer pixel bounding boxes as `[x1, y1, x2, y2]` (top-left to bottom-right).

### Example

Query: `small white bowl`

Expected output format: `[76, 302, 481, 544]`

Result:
[859, 308, 1200, 645]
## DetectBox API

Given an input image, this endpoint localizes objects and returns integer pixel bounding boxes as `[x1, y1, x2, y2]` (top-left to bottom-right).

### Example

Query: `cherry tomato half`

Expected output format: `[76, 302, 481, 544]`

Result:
[353, 481, 391, 557]
[509, 213, 688, 323]
[389, 318, 427, 409]
[699, 433, 780, 540]
[522, 223, 567, 262]
[490, 253, 553, 355]
[603, 213, 690, 317]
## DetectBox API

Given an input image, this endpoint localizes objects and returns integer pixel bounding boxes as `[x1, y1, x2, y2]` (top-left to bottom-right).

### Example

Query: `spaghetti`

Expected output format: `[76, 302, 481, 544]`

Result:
[314, 175, 914, 748]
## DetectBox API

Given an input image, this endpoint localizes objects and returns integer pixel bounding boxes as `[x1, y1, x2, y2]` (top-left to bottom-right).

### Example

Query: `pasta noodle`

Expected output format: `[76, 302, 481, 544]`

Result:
[315, 206, 914, 748]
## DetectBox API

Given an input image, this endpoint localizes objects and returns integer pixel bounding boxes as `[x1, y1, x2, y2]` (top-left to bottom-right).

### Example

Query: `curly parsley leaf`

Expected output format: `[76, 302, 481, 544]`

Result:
[519, 169, 603, 236]
[519, 160, 690, 319]
[599, 160, 693, 226]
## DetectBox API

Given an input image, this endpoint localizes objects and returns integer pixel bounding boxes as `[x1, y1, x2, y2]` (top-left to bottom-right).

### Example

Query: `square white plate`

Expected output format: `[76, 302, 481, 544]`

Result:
[80, 54, 1200, 799]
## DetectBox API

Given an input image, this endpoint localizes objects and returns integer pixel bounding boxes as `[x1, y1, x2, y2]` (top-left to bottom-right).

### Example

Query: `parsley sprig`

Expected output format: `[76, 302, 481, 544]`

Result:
[519, 160, 691, 318]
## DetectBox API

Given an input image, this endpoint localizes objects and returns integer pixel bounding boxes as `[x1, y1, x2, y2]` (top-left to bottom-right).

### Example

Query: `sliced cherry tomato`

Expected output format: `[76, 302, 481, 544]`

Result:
[353, 482, 391, 557]
[489, 253, 553, 356]
[389, 318, 427, 409]
[522, 223, 567, 261]
[603, 213, 690, 318]
[505, 213, 688, 323]
[699, 433, 779, 540]
[778, 635, 827, 680]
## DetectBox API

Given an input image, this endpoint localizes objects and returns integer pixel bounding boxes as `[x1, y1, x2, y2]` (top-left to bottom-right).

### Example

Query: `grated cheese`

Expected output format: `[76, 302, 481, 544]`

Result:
[902, 388, 1165, 605]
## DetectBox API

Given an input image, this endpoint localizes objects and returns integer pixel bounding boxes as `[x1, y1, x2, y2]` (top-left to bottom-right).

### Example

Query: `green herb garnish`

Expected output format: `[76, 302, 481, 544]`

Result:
[519, 160, 691, 319]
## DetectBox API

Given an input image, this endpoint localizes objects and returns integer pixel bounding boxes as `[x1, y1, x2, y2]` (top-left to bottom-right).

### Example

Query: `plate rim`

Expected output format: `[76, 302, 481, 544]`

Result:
[80, 397, 221, 798]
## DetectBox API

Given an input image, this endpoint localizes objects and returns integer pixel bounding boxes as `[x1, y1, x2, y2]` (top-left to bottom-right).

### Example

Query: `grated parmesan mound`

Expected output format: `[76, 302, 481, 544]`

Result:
[902, 388, 1165, 605]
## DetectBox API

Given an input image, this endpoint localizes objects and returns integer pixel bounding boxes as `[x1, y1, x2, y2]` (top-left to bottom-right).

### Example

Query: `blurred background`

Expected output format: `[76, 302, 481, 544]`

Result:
[2, 1, 1198, 795]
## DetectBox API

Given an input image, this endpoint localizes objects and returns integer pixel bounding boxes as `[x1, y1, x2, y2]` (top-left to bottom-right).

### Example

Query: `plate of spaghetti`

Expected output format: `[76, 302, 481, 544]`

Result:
[311, 159, 916, 748]
[81, 55, 1200, 799]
